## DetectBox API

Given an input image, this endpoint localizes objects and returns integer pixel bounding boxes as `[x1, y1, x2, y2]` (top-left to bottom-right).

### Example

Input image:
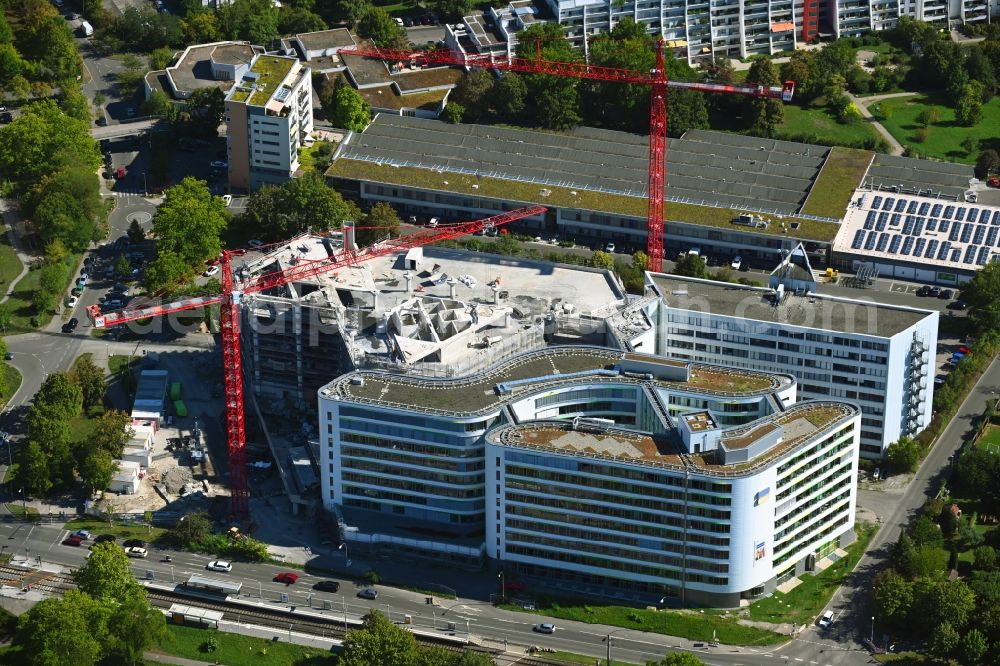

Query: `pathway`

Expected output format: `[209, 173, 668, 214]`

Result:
[0, 199, 32, 305]
[846, 91, 917, 156]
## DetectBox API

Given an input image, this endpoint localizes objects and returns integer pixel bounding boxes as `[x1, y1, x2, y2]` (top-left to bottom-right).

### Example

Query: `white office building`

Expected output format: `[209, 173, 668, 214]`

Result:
[318, 347, 861, 606]
[629, 250, 938, 458]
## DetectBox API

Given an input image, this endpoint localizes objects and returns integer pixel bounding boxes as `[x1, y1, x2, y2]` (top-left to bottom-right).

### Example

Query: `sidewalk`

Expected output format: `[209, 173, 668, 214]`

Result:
[846, 91, 916, 156]
[0, 199, 32, 304]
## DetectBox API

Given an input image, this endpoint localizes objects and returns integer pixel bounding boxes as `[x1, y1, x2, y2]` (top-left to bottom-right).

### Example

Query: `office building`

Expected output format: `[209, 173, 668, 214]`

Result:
[224, 54, 313, 191]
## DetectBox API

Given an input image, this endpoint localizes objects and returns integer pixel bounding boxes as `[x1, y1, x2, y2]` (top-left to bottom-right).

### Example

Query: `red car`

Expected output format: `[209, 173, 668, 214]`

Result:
[958, 346, 971, 354]
[115, 166, 126, 180]
[63, 536, 83, 547]
[274, 572, 299, 585]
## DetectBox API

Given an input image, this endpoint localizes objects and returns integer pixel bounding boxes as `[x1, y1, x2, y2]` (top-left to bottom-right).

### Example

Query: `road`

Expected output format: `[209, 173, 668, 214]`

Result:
[90, 118, 161, 140]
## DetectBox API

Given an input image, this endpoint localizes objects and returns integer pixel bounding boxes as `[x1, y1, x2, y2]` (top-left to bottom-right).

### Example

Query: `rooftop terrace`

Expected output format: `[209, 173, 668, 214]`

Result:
[230, 55, 296, 106]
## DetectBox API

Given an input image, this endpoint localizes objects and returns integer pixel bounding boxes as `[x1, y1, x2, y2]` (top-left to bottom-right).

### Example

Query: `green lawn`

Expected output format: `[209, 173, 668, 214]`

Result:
[801, 146, 875, 217]
[550, 652, 640, 666]
[0, 364, 21, 407]
[504, 598, 787, 646]
[65, 516, 166, 542]
[872, 94, 1000, 163]
[0, 237, 22, 295]
[152, 624, 335, 666]
[976, 424, 1000, 453]
[109, 354, 140, 399]
[4, 253, 81, 332]
[749, 522, 876, 625]
[780, 104, 884, 148]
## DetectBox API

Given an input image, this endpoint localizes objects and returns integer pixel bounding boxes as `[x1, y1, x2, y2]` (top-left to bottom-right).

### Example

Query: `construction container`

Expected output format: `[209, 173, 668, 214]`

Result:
[174, 400, 188, 417]
[170, 382, 181, 400]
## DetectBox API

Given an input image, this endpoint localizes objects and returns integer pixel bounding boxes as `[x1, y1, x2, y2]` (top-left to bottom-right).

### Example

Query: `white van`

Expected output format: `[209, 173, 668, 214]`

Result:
[79, 20, 94, 37]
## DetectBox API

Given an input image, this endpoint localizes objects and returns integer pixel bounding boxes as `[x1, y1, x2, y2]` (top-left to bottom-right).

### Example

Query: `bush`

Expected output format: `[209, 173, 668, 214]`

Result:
[914, 127, 929, 143]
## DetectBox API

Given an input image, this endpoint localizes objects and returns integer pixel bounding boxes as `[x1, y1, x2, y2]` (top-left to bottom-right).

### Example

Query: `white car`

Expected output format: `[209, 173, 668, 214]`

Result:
[125, 546, 147, 558]
[222, 194, 232, 207]
[428, 217, 440, 228]
[605, 242, 615, 253]
[207, 560, 232, 572]
[818, 610, 834, 628]
[731, 256, 742, 270]
[203, 265, 220, 277]
[534, 623, 556, 634]
[67, 296, 79, 308]
[210, 160, 228, 170]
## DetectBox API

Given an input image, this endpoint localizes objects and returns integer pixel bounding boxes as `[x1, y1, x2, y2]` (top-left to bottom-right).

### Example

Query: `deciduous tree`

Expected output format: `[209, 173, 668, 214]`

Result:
[746, 58, 784, 138]
[35, 372, 82, 421]
[151, 177, 229, 268]
[239, 172, 359, 241]
[108, 593, 167, 665]
[928, 622, 960, 660]
[674, 253, 707, 278]
[321, 76, 371, 131]
[492, 72, 526, 119]
[956, 82, 985, 126]
[591, 251, 615, 270]
[70, 356, 107, 412]
[451, 69, 494, 120]
[515, 23, 581, 130]
[218, 0, 279, 45]
[873, 569, 913, 625]
[72, 541, 145, 603]
[13, 590, 108, 666]
[358, 7, 407, 49]
[341, 610, 418, 666]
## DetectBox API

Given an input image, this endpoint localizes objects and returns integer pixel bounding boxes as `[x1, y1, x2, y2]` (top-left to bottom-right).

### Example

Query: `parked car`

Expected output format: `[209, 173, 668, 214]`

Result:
[206, 560, 232, 572]
[247, 239, 264, 248]
[357, 588, 379, 600]
[94, 534, 116, 544]
[938, 289, 954, 300]
[61, 318, 79, 333]
[873, 468, 881, 481]
[274, 572, 299, 585]
[731, 256, 742, 270]
[935, 375, 946, 385]
[210, 160, 227, 170]
[203, 265, 220, 277]
[534, 623, 556, 634]
[222, 194, 232, 207]
[122, 539, 145, 548]
[928, 286, 941, 298]
[916, 286, 932, 297]
[818, 610, 834, 628]
[63, 535, 83, 547]
[3, 352, 11, 360]
[958, 345, 971, 354]
[605, 242, 615, 252]
[313, 580, 340, 593]
[115, 166, 126, 180]
[949, 300, 967, 310]
[428, 217, 440, 228]
[125, 546, 148, 558]
[73, 529, 91, 540]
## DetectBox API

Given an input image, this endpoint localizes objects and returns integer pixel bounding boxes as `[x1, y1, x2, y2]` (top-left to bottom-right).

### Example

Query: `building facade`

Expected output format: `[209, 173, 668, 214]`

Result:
[636, 270, 938, 458]
[225, 54, 313, 191]
[318, 347, 861, 606]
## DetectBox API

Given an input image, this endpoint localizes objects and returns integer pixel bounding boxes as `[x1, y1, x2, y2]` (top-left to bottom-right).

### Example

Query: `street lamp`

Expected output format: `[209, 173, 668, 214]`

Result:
[870, 615, 875, 643]
[339, 542, 351, 567]
[603, 629, 629, 666]
[498, 571, 505, 604]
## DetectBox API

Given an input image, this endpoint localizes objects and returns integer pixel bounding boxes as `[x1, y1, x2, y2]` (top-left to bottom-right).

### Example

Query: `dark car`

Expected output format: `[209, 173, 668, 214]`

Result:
[402, 16, 413, 26]
[122, 539, 145, 548]
[61, 318, 79, 333]
[313, 580, 340, 593]
[0, 113, 12, 124]
[94, 534, 116, 544]
[928, 286, 941, 297]
[938, 289, 954, 300]
[950, 300, 967, 310]
[357, 588, 379, 600]
[916, 286, 932, 297]
[96, 116, 107, 126]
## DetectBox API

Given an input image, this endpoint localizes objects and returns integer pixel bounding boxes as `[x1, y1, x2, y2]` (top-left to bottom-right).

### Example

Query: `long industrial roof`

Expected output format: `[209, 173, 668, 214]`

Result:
[865, 154, 973, 200]
[333, 115, 826, 214]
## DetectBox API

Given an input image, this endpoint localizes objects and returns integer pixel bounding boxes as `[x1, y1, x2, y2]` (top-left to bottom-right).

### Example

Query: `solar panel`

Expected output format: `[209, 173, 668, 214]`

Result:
[968, 209, 979, 223]
[964, 245, 977, 263]
[851, 229, 866, 250]
[956, 207, 966, 222]
[914, 237, 927, 256]
[938, 242, 951, 260]
[912, 218, 925, 236]
[951, 248, 962, 262]
[918, 202, 930, 215]
[864, 232, 878, 251]
[926, 219, 937, 232]
[889, 235, 902, 253]
[961, 223, 974, 243]
[902, 236, 915, 255]
[939, 220, 950, 234]
[977, 246, 991, 265]
[906, 200, 918, 214]
[864, 210, 876, 230]
[890, 213, 902, 226]
[988, 228, 999, 247]
[902, 216, 914, 235]
[925, 239, 938, 258]
[895, 200, 906, 213]
[949, 224, 961, 242]
[883, 197, 895, 211]
[872, 196, 883, 210]
[878, 214, 890, 231]
[974, 225, 986, 245]
[943, 206, 955, 219]
[877, 232, 890, 251]
[993, 211, 1000, 225]
[931, 204, 943, 217]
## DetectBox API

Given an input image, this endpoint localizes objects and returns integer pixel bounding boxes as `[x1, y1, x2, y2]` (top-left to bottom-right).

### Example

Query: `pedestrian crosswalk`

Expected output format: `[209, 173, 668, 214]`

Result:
[107, 190, 149, 200]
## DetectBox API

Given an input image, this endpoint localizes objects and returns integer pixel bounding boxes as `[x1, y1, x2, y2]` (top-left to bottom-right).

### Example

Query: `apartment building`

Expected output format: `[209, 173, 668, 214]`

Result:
[318, 348, 861, 606]
[633, 257, 937, 458]
[224, 54, 313, 191]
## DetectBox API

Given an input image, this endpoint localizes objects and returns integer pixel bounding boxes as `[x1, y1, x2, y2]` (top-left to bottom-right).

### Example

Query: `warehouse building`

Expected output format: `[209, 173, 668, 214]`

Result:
[318, 348, 861, 607]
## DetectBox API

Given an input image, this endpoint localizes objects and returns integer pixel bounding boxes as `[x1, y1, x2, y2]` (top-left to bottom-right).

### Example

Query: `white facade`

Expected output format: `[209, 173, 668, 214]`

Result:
[640, 273, 938, 458]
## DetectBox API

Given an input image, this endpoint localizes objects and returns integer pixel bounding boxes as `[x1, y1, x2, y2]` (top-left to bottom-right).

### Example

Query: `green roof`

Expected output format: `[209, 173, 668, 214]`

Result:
[234, 55, 296, 107]
[325, 159, 843, 242]
[800, 147, 874, 218]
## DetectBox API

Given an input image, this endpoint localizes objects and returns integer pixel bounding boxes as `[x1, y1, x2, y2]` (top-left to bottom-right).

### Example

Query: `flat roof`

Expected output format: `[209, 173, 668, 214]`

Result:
[323, 347, 791, 415]
[831, 187, 1000, 272]
[296, 28, 355, 53]
[649, 273, 933, 338]
[865, 154, 973, 200]
[230, 55, 297, 106]
[166, 41, 256, 98]
[327, 116, 843, 241]
[488, 401, 858, 476]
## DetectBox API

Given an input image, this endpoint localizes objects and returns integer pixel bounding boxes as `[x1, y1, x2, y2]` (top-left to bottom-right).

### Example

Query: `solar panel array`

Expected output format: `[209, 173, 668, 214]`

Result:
[841, 192, 1000, 269]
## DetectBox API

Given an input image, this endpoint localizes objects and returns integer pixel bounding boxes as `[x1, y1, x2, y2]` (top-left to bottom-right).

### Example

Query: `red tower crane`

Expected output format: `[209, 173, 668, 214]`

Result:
[339, 42, 795, 272]
[87, 205, 547, 516]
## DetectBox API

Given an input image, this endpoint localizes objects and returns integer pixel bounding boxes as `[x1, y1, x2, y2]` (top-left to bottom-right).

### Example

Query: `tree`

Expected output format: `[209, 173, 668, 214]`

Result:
[13, 590, 108, 666]
[363, 202, 401, 244]
[218, 0, 280, 44]
[915, 580, 976, 632]
[960, 628, 988, 664]
[144, 249, 190, 293]
[492, 72, 526, 119]
[340, 610, 418, 666]
[0, 99, 99, 190]
[181, 10, 222, 45]
[278, 7, 327, 35]
[92, 410, 131, 459]
[886, 436, 921, 473]
[148, 47, 175, 71]
[960, 262, 1000, 337]
[956, 82, 985, 127]
[928, 622, 960, 660]
[780, 51, 818, 102]
[151, 177, 229, 269]
[108, 593, 167, 665]
[127, 219, 145, 243]
[450, 69, 494, 120]
[0, 304, 11, 333]
[70, 356, 106, 412]
[441, 102, 464, 124]
[873, 569, 913, 625]
[142, 90, 177, 122]
[239, 172, 359, 241]
[745, 58, 784, 138]
[14, 439, 52, 496]
[632, 251, 648, 271]
[666, 89, 708, 137]
[328, 0, 373, 27]
[674, 253, 707, 278]
[975, 149, 999, 179]
[646, 654, 704, 666]
[516, 23, 581, 130]
[166, 512, 212, 548]
[323, 77, 371, 131]
[431, 0, 472, 21]
[114, 254, 132, 280]
[358, 7, 407, 49]
[36, 372, 82, 421]
[77, 447, 116, 495]
[182, 87, 225, 138]
[973, 545, 998, 571]
[58, 87, 92, 125]
[591, 251, 615, 269]
[893, 533, 946, 579]
[72, 541, 145, 603]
